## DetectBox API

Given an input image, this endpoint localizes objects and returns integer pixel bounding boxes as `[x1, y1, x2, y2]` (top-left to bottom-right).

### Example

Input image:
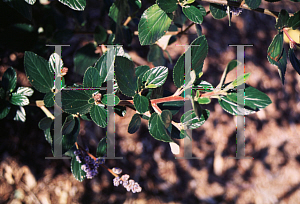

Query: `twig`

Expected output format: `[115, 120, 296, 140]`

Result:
[283, 27, 300, 48]
[36, 100, 55, 119]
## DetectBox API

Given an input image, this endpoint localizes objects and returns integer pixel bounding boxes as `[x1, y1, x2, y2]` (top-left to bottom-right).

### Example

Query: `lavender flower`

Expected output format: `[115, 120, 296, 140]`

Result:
[74, 149, 105, 179]
[111, 170, 142, 193]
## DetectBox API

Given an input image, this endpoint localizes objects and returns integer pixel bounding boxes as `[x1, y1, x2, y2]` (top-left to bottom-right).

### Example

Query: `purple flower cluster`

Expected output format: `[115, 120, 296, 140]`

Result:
[226, 6, 243, 16]
[112, 169, 142, 193]
[74, 149, 105, 179]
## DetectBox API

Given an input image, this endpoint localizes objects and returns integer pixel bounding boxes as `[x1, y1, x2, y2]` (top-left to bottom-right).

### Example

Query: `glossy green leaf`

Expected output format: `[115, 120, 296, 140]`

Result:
[147, 44, 166, 66]
[16, 87, 34, 97]
[94, 48, 115, 84]
[267, 32, 283, 62]
[224, 73, 251, 90]
[83, 67, 102, 95]
[44, 92, 55, 107]
[142, 66, 168, 88]
[96, 136, 107, 157]
[10, 93, 29, 106]
[61, 90, 93, 114]
[183, 0, 195, 5]
[197, 5, 206, 16]
[194, 81, 214, 92]
[160, 110, 172, 129]
[108, 1, 129, 23]
[94, 25, 107, 44]
[136, 65, 150, 91]
[24, 51, 54, 93]
[61, 117, 80, 154]
[275, 9, 290, 30]
[138, 4, 173, 45]
[289, 48, 300, 75]
[2, 67, 16, 93]
[74, 43, 99, 76]
[128, 113, 141, 134]
[209, 4, 227, 19]
[133, 94, 149, 113]
[180, 109, 209, 129]
[62, 115, 75, 135]
[102, 94, 120, 106]
[173, 35, 208, 88]
[288, 11, 300, 29]
[156, 0, 177, 13]
[148, 112, 173, 142]
[4, 0, 32, 20]
[13, 106, 26, 122]
[219, 84, 272, 115]
[197, 97, 211, 104]
[0, 101, 10, 119]
[24, 0, 36, 5]
[115, 56, 137, 97]
[90, 105, 107, 128]
[38, 117, 53, 131]
[71, 156, 86, 182]
[268, 48, 287, 84]
[217, 60, 240, 89]
[182, 5, 203, 24]
[245, 0, 261, 9]
[58, 0, 86, 11]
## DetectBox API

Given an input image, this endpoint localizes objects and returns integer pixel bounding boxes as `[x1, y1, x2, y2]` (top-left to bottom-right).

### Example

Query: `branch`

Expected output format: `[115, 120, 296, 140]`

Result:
[283, 27, 300, 49]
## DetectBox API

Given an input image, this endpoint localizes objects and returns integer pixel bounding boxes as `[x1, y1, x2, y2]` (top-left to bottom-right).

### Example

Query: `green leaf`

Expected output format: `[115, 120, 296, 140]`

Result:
[96, 137, 107, 157]
[0, 101, 10, 119]
[74, 43, 99, 76]
[94, 25, 107, 44]
[94, 48, 115, 85]
[58, 0, 86, 11]
[62, 115, 75, 135]
[180, 109, 210, 129]
[219, 84, 272, 115]
[147, 44, 166, 67]
[156, 0, 177, 13]
[49, 53, 63, 76]
[2, 67, 17, 93]
[289, 48, 300, 75]
[71, 156, 86, 182]
[61, 117, 80, 154]
[275, 9, 290, 30]
[217, 60, 240, 89]
[138, 4, 173, 45]
[183, 0, 195, 5]
[90, 105, 107, 128]
[182, 5, 203, 24]
[245, 0, 261, 9]
[16, 87, 34, 97]
[4, 0, 32, 20]
[83, 67, 102, 95]
[135, 65, 150, 91]
[128, 113, 141, 134]
[160, 110, 172, 129]
[209, 4, 227, 19]
[224, 73, 251, 90]
[268, 48, 287, 84]
[114, 105, 127, 117]
[38, 117, 53, 131]
[173, 35, 208, 88]
[288, 11, 300, 29]
[197, 97, 211, 104]
[24, 51, 54, 93]
[133, 94, 149, 113]
[142, 66, 168, 88]
[194, 81, 214, 92]
[44, 92, 55, 107]
[267, 32, 283, 62]
[10, 93, 29, 106]
[173, 5, 187, 28]
[108, 1, 129, 23]
[115, 56, 137, 97]
[61, 90, 93, 114]
[197, 5, 206, 16]
[148, 112, 173, 142]
[13, 106, 26, 122]
[102, 94, 120, 106]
